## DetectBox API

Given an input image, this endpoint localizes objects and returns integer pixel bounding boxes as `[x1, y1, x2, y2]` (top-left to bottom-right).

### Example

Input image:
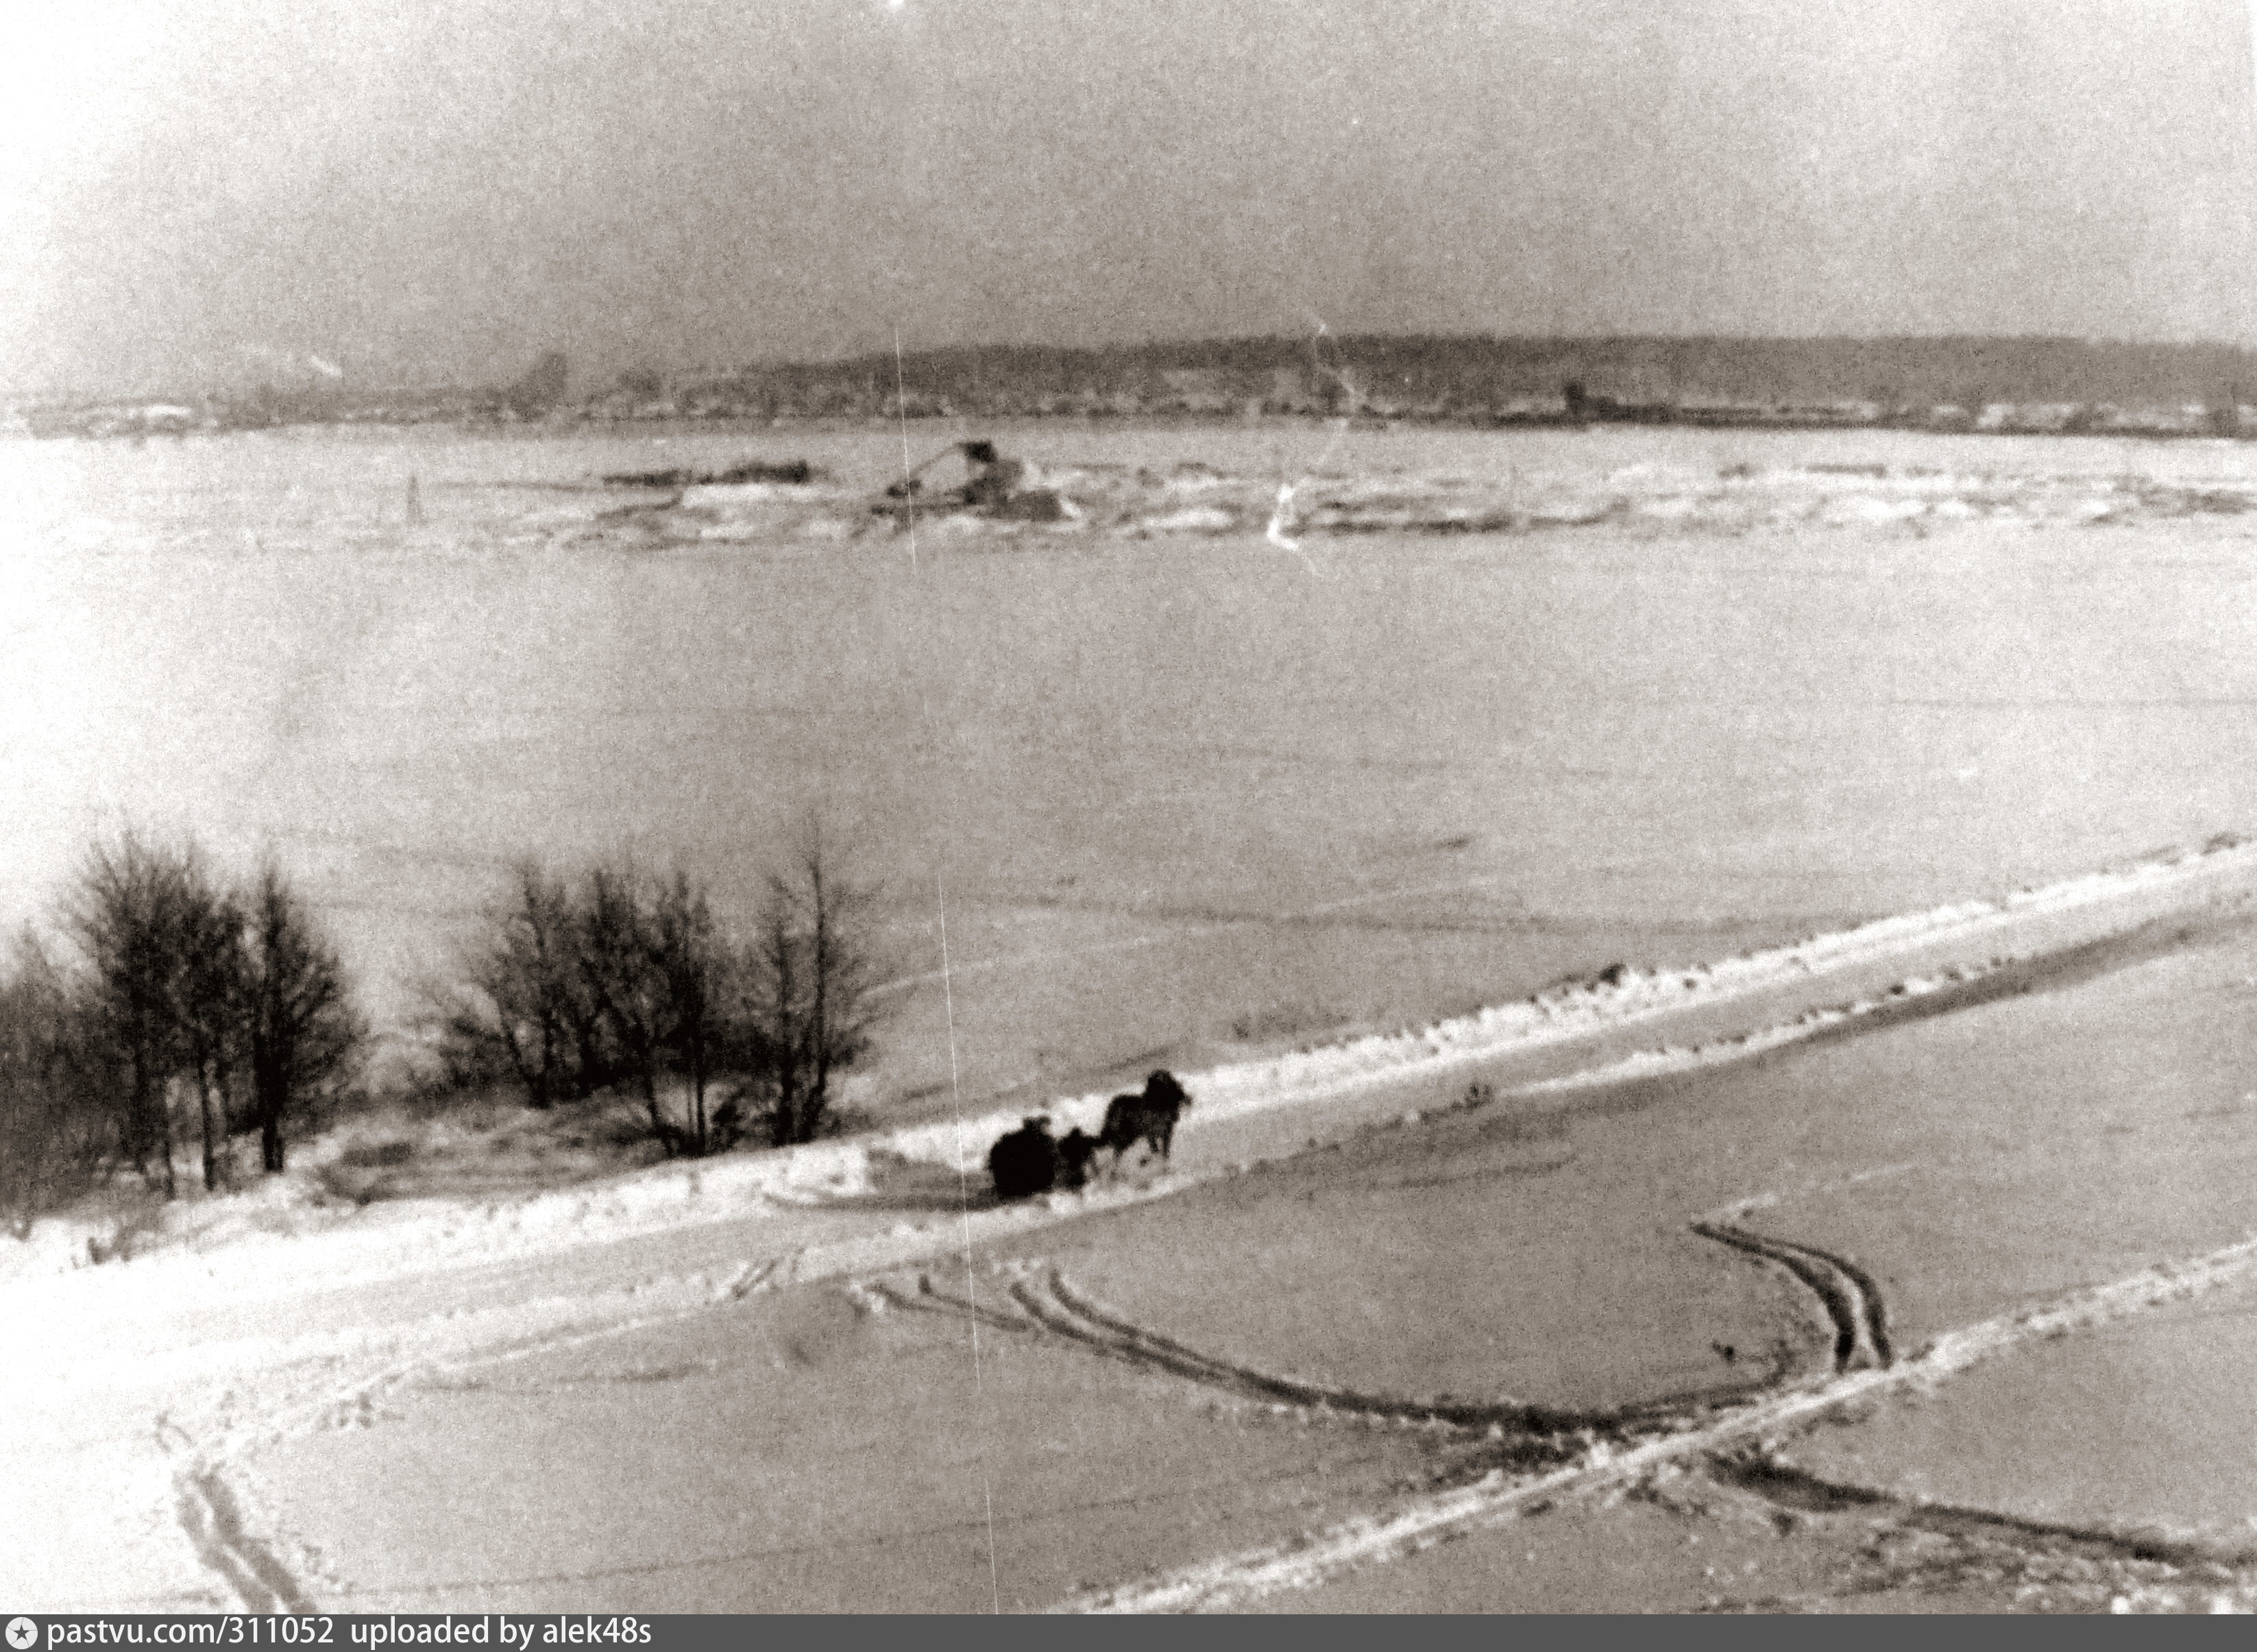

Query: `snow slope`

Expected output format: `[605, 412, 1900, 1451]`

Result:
[8, 843, 2257, 1610]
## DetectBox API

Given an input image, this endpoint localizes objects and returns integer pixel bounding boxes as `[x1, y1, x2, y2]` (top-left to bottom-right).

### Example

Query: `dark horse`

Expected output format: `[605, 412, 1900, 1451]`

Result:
[1098, 1070, 1193, 1168]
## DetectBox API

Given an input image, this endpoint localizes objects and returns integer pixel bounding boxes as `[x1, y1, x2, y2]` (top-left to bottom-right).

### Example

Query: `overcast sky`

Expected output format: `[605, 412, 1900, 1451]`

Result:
[3, 0, 2254, 396]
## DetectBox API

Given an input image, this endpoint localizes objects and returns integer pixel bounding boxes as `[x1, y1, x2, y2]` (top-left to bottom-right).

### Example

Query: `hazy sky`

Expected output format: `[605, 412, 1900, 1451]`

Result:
[3, 0, 2255, 396]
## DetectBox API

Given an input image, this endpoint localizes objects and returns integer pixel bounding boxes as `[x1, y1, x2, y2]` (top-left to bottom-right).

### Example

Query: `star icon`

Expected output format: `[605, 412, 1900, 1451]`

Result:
[7, 1618, 38, 1651]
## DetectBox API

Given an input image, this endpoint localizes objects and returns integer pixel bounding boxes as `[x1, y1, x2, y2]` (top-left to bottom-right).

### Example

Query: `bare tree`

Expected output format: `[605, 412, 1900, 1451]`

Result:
[5, 840, 367, 1222]
[66, 836, 257, 1195]
[428, 842, 886, 1156]
[170, 871, 246, 1193]
[571, 860, 748, 1156]
[0, 934, 110, 1237]
[240, 862, 362, 1174]
[648, 868, 741, 1156]
[435, 860, 615, 1107]
[70, 836, 197, 1197]
[575, 862, 670, 1140]
[742, 834, 888, 1147]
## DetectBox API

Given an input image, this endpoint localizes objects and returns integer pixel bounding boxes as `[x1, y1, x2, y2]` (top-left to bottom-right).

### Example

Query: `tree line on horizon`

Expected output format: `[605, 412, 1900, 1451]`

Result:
[0, 831, 888, 1240]
[607, 333, 2257, 423]
[36, 333, 2257, 432]
[840, 332, 2257, 413]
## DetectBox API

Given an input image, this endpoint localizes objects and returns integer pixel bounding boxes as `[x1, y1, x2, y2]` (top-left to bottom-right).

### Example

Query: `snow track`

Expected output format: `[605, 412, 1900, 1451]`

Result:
[142, 1277, 779, 1611]
[1060, 1237, 2257, 1612]
[1693, 1223, 1892, 1372]
[1009, 1267, 1759, 1433]
[1709, 1456, 2257, 1571]
[171, 1464, 316, 1615]
[881, 1259, 1805, 1440]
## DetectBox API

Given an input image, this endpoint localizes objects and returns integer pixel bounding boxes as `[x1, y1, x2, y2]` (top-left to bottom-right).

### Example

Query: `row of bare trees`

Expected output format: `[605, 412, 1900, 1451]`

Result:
[0, 838, 361, 1235]
[0, 831, 892, 1237]
[425, 839, 887, 1156]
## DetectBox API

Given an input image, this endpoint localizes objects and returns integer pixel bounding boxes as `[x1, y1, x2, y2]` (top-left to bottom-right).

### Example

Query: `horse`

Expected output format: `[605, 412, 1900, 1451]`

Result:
[1097, 1070, 1193, 1169]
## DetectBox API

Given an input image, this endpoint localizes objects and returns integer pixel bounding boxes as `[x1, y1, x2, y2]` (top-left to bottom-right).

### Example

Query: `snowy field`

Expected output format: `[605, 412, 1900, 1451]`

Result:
[5, 420, 2257, 1610]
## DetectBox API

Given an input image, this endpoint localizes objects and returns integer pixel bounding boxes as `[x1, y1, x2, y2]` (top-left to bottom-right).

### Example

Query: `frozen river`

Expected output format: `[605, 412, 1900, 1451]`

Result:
[6, 419, 2257, 1108]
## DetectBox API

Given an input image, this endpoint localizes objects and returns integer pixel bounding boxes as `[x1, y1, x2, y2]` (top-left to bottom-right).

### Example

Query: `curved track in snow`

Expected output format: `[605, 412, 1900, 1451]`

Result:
[1693, 1222, 1892, 1372]
[875, 1216, 1881, 1448]
[1058, 1236, 2257, 1612]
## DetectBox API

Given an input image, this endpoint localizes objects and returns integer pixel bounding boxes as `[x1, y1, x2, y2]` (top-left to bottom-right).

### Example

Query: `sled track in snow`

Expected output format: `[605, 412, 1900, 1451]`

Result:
[1708, 1455, 2257, 1572]
[1010, 1269, 1711, 1435]
[1692, 1222, 1892, 1372]
[172, 1464, 315, 1615]
[154, 1279, 783, 1611]
[881, 1209, 1894, 1441]
[861, 1178, 2257, 1614]
[1060, 1235, 2257, 1612]
[879, 1260, 1780, 1441]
